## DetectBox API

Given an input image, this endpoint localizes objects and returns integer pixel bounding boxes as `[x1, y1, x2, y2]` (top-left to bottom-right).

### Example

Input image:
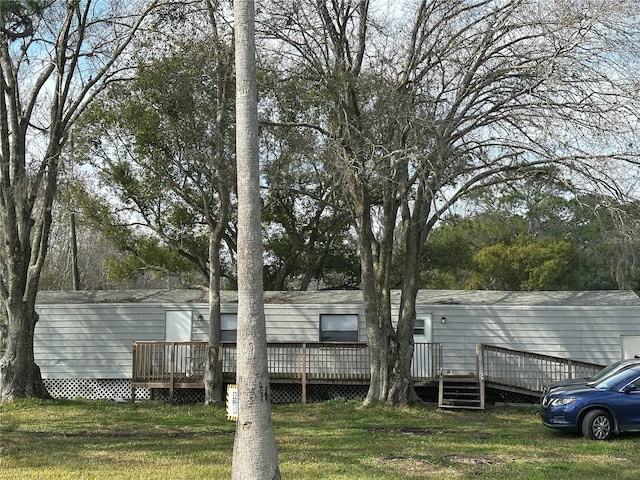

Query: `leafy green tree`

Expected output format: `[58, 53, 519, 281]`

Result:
[560, 197, 640, 291]
[260, 96, 359, 290]
[420, 214, 527, 289]
[468, 235, 575, 290]
[77, 21, 235, 404]
[420, 186, 640, 291]
[0, 0, 43, 40]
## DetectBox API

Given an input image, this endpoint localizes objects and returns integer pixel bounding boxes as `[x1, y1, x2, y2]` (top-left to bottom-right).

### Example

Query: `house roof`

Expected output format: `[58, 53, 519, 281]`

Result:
[35, 288, 640, 306]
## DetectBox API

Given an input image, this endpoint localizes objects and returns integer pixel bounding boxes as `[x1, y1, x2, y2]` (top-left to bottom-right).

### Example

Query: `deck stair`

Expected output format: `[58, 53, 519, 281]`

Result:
[438, 375, 485, 410]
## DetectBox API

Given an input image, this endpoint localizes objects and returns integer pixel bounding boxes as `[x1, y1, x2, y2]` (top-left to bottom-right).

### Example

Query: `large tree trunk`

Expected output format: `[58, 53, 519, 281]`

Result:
[346, 175, 398, 405]
[204, 236, 223, 405]
[361, 242, 391, 404]
[0, 302, 50, 401]
[231, 0, 280, 477]
[355, 186, 421, 406]
[202, 0, 235, 406]
[389, 288, 421, 405]
[387, 181, 433, 405]
[0, 146, 58, 403]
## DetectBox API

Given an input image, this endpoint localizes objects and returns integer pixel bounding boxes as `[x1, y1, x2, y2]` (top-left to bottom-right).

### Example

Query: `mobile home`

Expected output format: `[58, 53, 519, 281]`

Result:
[32, 289, 640, 401]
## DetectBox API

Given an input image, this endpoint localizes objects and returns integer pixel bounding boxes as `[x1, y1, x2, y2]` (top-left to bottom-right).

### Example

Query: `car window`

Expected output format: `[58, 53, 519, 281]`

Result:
[589, 361, 622, 382]
[627, 377, 640, 392]
[594, 369, 640, 390]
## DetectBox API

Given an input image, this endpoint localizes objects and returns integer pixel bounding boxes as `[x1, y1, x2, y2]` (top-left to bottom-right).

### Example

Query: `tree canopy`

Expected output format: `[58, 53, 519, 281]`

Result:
[422, 187, 640, 291]
[75, 36, 235, 286]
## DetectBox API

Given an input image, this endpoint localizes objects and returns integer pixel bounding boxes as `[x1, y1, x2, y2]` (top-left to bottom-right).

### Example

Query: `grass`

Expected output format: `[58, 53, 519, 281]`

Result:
[1, 398, 639, 479]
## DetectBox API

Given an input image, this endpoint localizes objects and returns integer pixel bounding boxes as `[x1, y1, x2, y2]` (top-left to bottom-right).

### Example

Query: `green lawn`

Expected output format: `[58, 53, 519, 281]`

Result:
[1, 398, 638, 479]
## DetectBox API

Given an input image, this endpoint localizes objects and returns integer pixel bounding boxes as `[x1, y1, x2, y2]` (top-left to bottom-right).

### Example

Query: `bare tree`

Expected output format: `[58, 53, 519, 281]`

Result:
[232, 0, 280, 477]
[0, 0, 166, 402]
[260, 0, 640, 404]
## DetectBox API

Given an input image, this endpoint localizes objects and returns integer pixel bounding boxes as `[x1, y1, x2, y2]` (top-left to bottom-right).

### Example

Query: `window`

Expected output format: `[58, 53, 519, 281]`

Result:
[414, 318, 425, 336]
[221, 313, 237, 342]
[320, 314, 358, 342]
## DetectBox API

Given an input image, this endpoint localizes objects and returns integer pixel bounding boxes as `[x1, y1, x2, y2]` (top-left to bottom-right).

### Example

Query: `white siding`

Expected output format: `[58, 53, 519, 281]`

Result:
[35, 304, 168, 379]
[266, 305, 364, 342]
[429, 305, 640, 374]
[190, 306, 213, 341]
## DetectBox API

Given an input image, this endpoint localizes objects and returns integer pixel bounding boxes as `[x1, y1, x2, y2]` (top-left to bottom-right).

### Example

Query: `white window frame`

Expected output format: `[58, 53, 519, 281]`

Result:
[221, 313, 237, 342]
[319, 314, 359, 342]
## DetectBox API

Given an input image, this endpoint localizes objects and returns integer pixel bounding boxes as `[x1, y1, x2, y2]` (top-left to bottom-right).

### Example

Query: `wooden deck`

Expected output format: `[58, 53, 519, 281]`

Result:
[132, 341, 606, 405]
[132, 341, 443, 403]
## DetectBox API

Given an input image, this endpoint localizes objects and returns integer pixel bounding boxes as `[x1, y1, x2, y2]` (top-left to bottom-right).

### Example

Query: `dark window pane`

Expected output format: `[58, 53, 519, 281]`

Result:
[221, 330, 237, 342]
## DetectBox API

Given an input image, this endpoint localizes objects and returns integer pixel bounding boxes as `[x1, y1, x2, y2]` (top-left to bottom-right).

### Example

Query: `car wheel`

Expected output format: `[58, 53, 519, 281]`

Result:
[581, 409, 613, 440]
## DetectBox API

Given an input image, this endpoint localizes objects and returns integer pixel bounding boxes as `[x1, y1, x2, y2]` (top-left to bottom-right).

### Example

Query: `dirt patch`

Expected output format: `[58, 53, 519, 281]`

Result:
[444, 454, 500, 465]
[365, 426, 436, 435]
[17, 428, 232, 439]
[363, 426, 492, 439]
[374, 454, 438, 475]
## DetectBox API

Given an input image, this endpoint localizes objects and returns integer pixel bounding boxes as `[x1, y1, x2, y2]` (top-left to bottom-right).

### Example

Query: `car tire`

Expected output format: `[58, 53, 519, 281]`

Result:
[581, 409, 613, 441]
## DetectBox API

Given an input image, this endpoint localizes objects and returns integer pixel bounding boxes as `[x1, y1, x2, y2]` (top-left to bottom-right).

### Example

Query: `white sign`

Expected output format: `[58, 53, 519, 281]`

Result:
[226, 384, 238, 421]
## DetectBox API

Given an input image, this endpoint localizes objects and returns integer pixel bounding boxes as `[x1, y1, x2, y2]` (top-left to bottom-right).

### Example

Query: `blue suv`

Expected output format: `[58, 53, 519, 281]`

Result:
[540, 365, 640, 440]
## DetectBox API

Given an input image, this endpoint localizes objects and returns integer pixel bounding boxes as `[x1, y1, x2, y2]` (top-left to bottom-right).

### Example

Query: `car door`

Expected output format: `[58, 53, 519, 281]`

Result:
[616, 375, 640, 431]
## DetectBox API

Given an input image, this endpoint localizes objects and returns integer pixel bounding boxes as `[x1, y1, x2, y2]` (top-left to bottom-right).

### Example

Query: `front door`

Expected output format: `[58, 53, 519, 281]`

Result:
[622, 335, 640, 359]
[165, 310, 192, 341]
[165, 310, 192, 375]
[411, 315, 432, 378]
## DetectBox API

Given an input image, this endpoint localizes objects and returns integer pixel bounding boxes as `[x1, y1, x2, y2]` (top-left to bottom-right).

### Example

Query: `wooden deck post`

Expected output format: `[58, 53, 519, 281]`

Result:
[131, 342, 137, 403]
[169, 342, 175, 405]
[301, 343, 307, 404]
[476, 344, 485, 409]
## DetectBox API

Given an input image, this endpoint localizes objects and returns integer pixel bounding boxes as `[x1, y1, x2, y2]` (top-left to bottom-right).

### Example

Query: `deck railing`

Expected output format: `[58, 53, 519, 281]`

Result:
[132, 341, 209, 386]
[132, 341, 442, 402]
[479, 344, 604, 394]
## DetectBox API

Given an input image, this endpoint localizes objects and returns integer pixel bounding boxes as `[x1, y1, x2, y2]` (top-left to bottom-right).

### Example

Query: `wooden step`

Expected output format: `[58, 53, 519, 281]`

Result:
[438, 376, 485, 410]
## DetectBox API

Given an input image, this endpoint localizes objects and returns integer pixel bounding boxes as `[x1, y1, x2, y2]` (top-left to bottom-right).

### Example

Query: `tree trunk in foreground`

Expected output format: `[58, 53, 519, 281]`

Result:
[231, 0, 280, 477]
[0, 303, 49, 401]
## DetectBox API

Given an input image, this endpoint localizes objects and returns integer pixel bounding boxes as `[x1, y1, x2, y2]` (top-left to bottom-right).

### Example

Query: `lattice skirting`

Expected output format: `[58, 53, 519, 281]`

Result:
[148, 385, 444, 404]
[43, 380, 536, 405]
[43, 378, 149, 401]
[43, 378, 371, 404]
